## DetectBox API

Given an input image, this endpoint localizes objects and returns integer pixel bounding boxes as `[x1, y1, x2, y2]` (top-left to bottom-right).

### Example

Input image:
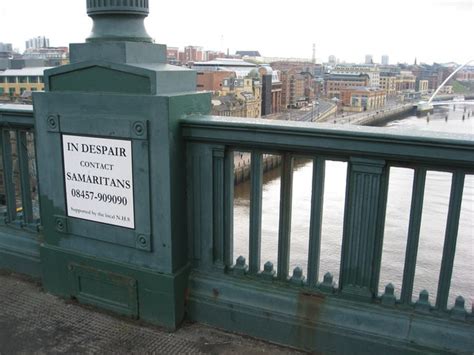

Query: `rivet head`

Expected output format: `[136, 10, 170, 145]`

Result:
[56, 219, 65, 231]
[47, 115, 58, 129]
[133, 121, 145, 136]
[137, 235, 147, 246]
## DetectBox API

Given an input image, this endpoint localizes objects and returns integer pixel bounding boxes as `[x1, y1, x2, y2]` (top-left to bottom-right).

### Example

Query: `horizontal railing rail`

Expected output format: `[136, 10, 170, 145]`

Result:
[182, 116, 474, 171]
[183, 115, 473, 318]
[0, 105, 35, 128]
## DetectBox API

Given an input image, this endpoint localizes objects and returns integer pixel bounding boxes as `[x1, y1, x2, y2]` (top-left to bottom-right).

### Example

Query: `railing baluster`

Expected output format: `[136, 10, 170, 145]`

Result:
[339, 158, 386, 299]
[277, 153, 293, 281]
[400, 168, 426, 305]
[1, 129, 17, 222]
[17, 130, 33, 225]
[436, 171, 465, 311]
[307, 157, 325, 288]
[371, 165, 390, 296]
[212, 148, 225, 268]
[223, 149, 234, 268]
[189, 152, 201, 262]
[249, 151, 263, 274]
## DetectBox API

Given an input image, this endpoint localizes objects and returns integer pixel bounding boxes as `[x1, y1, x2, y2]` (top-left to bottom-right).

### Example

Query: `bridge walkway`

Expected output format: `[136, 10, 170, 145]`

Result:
[0, 271, 303, 354]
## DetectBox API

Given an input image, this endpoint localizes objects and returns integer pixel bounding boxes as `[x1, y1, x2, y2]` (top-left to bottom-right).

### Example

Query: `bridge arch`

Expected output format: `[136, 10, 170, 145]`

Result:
[428, 59, 474, 104]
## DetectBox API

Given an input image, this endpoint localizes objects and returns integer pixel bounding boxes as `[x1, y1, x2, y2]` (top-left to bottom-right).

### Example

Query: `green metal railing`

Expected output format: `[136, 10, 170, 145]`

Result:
[0, 105, 39, 231]
[0, 105, 40, 277]
[183, 115, 474, 317]
[0, 105, 472, 346]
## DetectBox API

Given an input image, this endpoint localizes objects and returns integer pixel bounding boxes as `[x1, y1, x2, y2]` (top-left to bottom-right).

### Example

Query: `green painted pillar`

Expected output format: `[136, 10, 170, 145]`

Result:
[339, 158, 388, 300]
[33, 1, 210, 329]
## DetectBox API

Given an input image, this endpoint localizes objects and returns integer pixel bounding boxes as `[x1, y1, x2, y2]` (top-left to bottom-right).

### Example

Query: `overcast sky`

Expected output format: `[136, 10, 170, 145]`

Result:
[1, 0, 472, 64]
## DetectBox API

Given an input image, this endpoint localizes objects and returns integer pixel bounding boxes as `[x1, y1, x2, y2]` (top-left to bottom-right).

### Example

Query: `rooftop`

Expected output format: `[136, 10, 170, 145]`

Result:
[236, 51, 261, 57]
[192, 58, 256, 67]
[0, 67, 52, 76]
[334, 63, 378, 68]
[340, 86, 385, 92]
[326, 73, 370, 80]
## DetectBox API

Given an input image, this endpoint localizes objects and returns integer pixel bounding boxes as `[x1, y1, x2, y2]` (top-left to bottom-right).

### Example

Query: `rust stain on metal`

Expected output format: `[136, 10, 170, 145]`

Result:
[184, 287, 190, 304]
[297, 292, 325, 322]
[294, 291, 326, 348]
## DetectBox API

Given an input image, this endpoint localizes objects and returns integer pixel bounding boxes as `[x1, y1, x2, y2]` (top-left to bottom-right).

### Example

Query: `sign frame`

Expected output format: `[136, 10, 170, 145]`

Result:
[51, 116, 152, 252]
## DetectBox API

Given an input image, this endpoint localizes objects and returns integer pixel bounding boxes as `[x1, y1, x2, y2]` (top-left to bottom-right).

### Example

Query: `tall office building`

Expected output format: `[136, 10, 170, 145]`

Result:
[25, 36, 50, 50]
[365, 54, 373, 64]
[381, 55, 389, 65]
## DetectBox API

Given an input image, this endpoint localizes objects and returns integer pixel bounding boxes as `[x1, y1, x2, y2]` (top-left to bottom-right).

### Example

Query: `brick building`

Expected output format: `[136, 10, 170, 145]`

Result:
[456, 69, 474, 81]
[340, 87, 386, 112]
[196, 71, 233, 92]
[204, 51, 225, 61]
[396, 71, 416, 92]
[380, 73, 397, 96]
[332, 64, 380, 88]
[324, 73, 370, 99]
[280, 70, 306, 108]
[166, 47, 180, 63]
[184, 46, 204, 63]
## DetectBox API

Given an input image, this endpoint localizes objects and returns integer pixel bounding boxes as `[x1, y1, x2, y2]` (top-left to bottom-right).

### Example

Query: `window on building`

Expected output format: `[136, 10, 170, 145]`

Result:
[28, 76, 38, 83]
[0, 88, 4, 95]
[39, 76, 44, 83]
[0, 77, 5, 83]
[20, 87, 27, 95]
[7, 76, 16, 84]
[9, 88, 16, 96]
[18, 76, 27, 83]
[30, 88, 37, 92]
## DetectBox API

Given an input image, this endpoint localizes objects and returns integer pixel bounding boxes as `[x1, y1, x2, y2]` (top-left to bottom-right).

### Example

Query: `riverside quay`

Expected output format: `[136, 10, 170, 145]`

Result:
[0, 2, 472, 353]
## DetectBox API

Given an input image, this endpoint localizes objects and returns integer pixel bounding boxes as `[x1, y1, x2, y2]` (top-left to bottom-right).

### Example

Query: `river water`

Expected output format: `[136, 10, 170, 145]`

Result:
[233, 103, 473, 308]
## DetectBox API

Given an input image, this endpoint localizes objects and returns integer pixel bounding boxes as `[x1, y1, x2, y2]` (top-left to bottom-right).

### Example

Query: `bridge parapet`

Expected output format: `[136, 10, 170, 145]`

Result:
[0, 106, 473, 352]
[182, 114, 474, 352]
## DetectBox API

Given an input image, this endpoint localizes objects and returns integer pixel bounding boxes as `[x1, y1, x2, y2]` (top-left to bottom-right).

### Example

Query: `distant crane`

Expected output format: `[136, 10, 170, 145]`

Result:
[312, 43, 316, 64]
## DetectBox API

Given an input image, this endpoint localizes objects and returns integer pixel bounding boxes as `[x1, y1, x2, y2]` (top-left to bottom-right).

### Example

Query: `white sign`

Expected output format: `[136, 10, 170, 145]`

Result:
[62, 135, 135, 229]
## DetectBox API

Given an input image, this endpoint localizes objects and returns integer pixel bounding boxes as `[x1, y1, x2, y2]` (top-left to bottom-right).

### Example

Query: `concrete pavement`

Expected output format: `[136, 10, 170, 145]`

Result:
[0, 271, 304, 354]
